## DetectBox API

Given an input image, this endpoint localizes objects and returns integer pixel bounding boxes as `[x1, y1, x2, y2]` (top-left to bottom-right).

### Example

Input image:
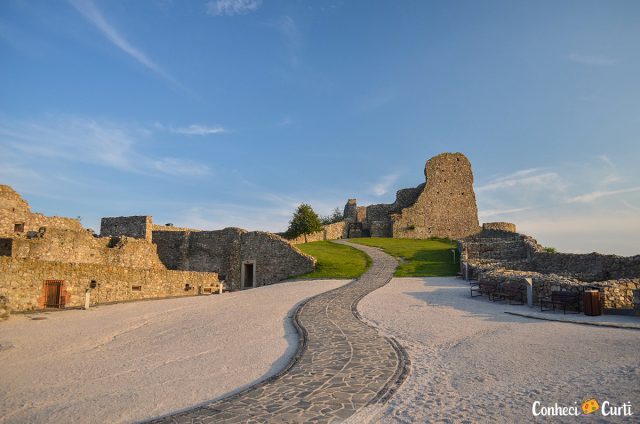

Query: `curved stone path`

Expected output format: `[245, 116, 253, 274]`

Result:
[149, 241, 409, 423]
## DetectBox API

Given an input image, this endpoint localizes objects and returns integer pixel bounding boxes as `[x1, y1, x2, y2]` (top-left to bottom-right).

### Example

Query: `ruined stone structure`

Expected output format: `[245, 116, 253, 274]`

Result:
[1, 186, 315, 319]
[1, 185, 82, 236]
[99, 216, 315, 291]
[0, 188, 219, 318]
[100, 215, 153, 242]
[458, 223, 640, 314]
[343, 153, 480, 239]
[151, 227, 315, 291]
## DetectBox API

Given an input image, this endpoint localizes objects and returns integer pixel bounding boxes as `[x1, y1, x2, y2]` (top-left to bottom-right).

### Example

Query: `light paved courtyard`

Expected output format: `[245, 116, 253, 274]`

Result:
[0, 279, 349, 423]
[352, 276, 640, 423]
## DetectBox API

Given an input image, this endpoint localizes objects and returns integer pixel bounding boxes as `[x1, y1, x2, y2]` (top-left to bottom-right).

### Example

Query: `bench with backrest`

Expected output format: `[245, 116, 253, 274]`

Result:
[470, 280, 500, 301]
[497, 283, 525, 305]
[540, 291, 581, 314]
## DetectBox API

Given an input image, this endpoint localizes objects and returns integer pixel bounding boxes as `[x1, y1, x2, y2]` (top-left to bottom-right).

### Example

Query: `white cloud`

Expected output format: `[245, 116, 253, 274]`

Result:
[69, 0, 182, 87]
[476, 168, 563, 193]
[568, 53, 615, 66]
[598, 154, 614, 168]
[566, 186, 640, 203]
[478, 207, 532, 220]
[369, 174, 399, 196]
[154, 122, 227, 136]
[173, 124, 227, 136]
[0, 116, 210, 177]
[206, 0, 262, 16]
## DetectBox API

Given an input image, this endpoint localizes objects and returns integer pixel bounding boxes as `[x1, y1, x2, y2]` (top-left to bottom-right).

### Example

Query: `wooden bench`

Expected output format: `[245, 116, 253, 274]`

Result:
[498, 284, 525, 305]
[540, 291, 581, 314]
[470, 280, 500, 301]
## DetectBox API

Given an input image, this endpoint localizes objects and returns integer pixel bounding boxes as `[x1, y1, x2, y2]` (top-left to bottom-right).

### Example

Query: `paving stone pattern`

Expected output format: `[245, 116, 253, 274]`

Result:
[149, 241, 408, 423]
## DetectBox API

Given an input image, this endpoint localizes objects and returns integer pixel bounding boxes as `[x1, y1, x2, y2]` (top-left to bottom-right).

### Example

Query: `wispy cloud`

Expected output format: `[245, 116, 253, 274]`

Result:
[370, 174, 399, 196]
[0, 116, 210, 177]
[206, 0, 262, 16]
[476, 168, 563, 193]
[277, 116, 293, 127]
[69, 0, 182, 87]
[154, 123, 227, 136]
[598, 154, 614, 168]
[478, 207, 532, 220]
[568, 53, 615, 66]
[566, 186, 640, 203]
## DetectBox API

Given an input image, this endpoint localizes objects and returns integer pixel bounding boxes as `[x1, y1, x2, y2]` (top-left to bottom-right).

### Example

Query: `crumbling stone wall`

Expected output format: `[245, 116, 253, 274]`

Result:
[0, 185, 82, 236]
[153, 227, 315, 290]
[100, 216, 153, 242]
[482, 222, 517, 233]
[393, 153, 480, 239]
[241, 232, 317, 285]
[459, 226, 640, 313]
[343, 153, 480, 239]
[3, 228, 164, 269]
[0, 257, 218, 313]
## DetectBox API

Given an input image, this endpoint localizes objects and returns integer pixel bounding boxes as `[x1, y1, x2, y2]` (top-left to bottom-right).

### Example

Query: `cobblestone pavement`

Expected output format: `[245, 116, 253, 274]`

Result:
[149, 241, 409, 423]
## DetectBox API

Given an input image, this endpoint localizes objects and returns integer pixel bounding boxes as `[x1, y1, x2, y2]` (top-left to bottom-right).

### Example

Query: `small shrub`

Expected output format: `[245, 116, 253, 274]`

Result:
[544, 246, 557, 253]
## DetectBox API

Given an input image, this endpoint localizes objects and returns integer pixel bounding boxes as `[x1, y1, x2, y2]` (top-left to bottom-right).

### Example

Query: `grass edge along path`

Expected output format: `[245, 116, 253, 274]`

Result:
[296, 240, 372, 279]
[348, 237, 458, 277]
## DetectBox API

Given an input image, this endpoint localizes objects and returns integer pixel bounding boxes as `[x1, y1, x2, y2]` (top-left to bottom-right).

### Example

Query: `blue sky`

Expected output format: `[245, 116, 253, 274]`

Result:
[1, 0, 639, 255]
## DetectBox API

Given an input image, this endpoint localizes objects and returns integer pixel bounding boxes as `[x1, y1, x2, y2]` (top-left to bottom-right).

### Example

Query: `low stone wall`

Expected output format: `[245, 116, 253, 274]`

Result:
[474, 267, 640, 310]
[530, 251, 640, 281]
[482, 222, 516, 233]
[288, 221, 347, 245]
[152, 224, 201, 233]
[0, 257, 219, 314]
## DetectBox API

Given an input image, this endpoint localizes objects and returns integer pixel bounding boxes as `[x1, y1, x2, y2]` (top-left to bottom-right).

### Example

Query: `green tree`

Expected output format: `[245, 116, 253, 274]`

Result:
[320, 207, 344, 225]
[286, 203, 324, 242]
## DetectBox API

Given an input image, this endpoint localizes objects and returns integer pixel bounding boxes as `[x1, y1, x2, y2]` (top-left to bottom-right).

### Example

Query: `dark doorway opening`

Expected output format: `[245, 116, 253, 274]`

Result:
[243, 263, 254, 289]
[44, 280, 64, 308]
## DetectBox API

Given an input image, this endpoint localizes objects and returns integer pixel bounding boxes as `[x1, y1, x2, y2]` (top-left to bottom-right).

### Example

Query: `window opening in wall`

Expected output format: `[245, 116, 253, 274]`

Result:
[14, 223, 24, 233]
[132, 285, 142, 292]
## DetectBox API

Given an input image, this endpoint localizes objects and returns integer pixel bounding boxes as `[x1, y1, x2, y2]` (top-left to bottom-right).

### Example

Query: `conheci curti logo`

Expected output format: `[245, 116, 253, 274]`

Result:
[531, 399, 633, 417]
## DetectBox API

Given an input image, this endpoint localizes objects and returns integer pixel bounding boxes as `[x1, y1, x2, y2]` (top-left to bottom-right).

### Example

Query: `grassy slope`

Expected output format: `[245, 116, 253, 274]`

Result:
[296, 241, 372, 279]
[348, 238, 458, 277]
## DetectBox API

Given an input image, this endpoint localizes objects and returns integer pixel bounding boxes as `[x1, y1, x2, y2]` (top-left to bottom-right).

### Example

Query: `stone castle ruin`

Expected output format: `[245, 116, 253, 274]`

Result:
[458, 223, 640, 314]
[2, 150, 639, 318]
[343, 152, 480, 239]
[0, 185, 314, 317]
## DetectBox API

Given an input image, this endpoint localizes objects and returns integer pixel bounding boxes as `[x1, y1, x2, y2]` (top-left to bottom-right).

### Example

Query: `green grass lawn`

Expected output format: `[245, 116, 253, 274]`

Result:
[348, 238, 458, 277]
[296, 241, 372, 279]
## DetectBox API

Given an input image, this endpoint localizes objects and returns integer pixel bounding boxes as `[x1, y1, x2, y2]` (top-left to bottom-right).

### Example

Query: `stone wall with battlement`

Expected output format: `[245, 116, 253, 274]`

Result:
[343, 153, 480, 240]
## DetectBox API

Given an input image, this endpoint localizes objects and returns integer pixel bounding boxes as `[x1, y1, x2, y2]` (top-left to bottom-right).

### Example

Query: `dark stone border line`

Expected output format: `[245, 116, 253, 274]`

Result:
[146, 241, 409, 423]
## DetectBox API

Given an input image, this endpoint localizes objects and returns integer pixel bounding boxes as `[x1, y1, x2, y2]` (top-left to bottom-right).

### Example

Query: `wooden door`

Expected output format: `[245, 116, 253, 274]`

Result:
[44, 281, 62, 308]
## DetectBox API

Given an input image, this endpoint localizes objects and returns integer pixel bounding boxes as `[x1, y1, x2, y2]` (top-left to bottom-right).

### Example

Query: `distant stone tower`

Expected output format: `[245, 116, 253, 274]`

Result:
[343, 152, 480, 240]
[392, 153, 480, 239]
